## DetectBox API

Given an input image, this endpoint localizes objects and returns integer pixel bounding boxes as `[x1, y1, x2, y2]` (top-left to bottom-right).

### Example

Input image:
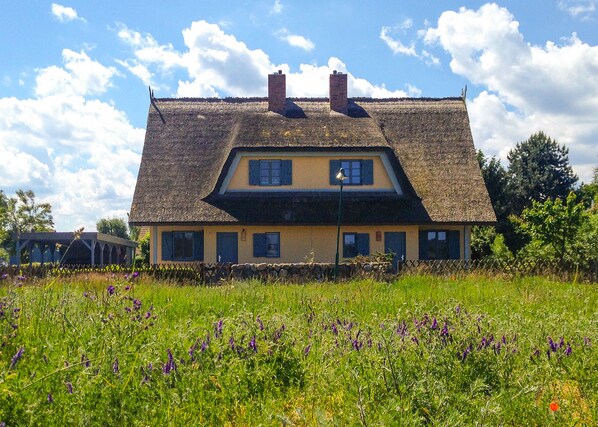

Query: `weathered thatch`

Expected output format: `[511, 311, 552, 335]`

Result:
[129, 97, 495, 225]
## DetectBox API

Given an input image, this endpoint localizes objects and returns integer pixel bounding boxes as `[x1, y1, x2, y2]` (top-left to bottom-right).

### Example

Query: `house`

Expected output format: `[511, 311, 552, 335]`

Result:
[129, 71, 495, 266]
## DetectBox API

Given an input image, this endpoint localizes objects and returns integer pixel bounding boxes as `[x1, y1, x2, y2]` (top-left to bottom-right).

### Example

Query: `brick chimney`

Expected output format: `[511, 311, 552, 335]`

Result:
[268, 70, 286, 114]
[329, 70, 348, 114]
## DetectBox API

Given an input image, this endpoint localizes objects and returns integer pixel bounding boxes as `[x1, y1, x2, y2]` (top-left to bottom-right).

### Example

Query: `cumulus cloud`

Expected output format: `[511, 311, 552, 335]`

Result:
[117, 20, 415, 99]
[276, 29, 315, 51]
[0, 51, 144, 231]
[425, 3, 598, 182]
[51, 3, 85, 23]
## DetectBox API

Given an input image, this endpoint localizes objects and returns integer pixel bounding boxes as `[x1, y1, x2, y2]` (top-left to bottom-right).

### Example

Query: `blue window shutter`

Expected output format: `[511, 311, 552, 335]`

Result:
[448, 231, 460, 259]
[162, 232, 173, 261]
[281, 160, 292, 185]
[253, 233, 266, 257]
[249, 160, 260, 185]
[419, 232, 428, 260]
[361, 159, 374, 185]
[357, 233, 370, 256]
[192, 231, 204, 261]
[329, 160, 341, 185]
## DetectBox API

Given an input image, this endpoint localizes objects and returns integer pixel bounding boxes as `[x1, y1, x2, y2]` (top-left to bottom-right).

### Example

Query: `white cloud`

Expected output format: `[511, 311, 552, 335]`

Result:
[425, 3, 598, 182]
[0, 51, 144, 231]
[558, 0, 596, 18]
[35, 49, 118, 97]
[380, 24, 440, 66]
[271, 0, 283, 15]
[276, 28, 315, 51]
[117, 20, 415, 99]
[51, 3, 85, 23]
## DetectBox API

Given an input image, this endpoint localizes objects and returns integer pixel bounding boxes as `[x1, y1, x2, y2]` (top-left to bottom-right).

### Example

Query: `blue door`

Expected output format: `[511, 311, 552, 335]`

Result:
[384, 232, 406, 271]
[216, 232, 238, 264]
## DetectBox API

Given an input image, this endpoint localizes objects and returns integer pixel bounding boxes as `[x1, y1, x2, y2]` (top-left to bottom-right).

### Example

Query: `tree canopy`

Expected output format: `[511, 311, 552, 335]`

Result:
[96, 217, 130, 239]
[507, 131, 578, 214]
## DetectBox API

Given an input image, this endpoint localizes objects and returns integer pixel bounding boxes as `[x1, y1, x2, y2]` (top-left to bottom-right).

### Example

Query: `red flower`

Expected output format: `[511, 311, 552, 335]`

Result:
[550, 401, 559, 412]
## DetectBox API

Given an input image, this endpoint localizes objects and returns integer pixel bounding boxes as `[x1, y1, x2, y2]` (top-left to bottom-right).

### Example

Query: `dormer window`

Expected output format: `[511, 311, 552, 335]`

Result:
[329, 159, 373, 186]
[249, 159, 292, 186]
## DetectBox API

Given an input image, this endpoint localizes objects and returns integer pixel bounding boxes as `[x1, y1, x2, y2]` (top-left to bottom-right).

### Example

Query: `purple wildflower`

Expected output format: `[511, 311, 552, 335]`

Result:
[162, 349, 176, 374]
[124, 285, 131, 291]
[304, 344, 311, 356]
[564, 344, 572, 356]
[133, 299, 142, 310]
[273, 325, 285, 342]
[546, 349, 551, 360]
[81, 354, 90, 367]
[411, 336, 419, 345]
[257, 316, 264, 331]
[17, 275, 25, 281]
[214, 319, 223, 338]
[249, 335, 258, 353]
[548, 337, 558, 352]
[200, 340, 208, 352]
[502, 335, 507, 345]
[455, 305, 461, 315]
[145, 311, 151, 319]
[229, 336, 235, 351]
[47, 393, 53, 403]
[132, 271, 139, 279]
[189, 341, 198, 361]
[1, 273, 8, 280]
[558, 337, 565, 348]
[430, 318, 438, 330]
[352, 330, 363, 351]
[9, 346, 25, 369]
[532, 348, 540, 359]
[584, 337, 591, 346]
[440, 322, 449, 337]
[65, 382, 73, 394]
[331, 322, 338, 335]
[107, 285, 115, 296]
[494, 343, 501, 355]
[112, 357, 119, 374]
[461, 345, 472, 361]
[396, 321, 408, 337]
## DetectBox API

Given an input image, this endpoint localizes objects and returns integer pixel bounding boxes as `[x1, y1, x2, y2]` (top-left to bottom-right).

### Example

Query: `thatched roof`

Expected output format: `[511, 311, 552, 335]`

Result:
[129, 97, 495, 225]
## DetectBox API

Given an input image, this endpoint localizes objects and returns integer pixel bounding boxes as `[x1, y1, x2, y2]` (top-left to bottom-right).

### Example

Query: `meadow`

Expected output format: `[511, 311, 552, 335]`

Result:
[0, 273, 596, 426]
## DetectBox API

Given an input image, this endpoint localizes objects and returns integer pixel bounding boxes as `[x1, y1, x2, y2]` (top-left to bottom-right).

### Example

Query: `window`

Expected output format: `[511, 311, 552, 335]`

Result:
[329, 159, 373, 186]
[419, 230, 460, 260]
[173, 232, 194, 260]
[253, 232, 280, 258]
[343, 233, 370, 258]
[249, 160, 292, 186]
[161, 231, 204, 261]
[342, 160, 362, 184]
[260, 160, 281, 185]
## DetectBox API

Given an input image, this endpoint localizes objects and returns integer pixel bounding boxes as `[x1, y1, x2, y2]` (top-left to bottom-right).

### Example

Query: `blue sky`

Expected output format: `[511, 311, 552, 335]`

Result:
[1, 1, 597, 231]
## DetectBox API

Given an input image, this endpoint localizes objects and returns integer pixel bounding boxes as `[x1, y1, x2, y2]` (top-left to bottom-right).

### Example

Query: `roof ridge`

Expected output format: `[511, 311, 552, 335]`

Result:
[153, 96, 463, 103]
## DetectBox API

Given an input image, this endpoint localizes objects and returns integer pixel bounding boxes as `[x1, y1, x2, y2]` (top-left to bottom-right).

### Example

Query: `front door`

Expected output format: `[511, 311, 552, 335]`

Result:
[384, 232, 406, 271]
[216, 232, 238, 263]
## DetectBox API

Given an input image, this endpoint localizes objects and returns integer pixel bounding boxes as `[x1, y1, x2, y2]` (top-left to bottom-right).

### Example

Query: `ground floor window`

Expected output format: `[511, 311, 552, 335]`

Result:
[253, 232, 280, 258]
[419, 230, 459, 260]
[343, 232, 370, 258]
[162, 231, 203, 261]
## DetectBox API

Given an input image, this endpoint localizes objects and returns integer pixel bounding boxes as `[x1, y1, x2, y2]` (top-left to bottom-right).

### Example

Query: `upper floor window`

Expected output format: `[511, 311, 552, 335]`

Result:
[330, 159, 373, 186]
[249, 160, 292, 186]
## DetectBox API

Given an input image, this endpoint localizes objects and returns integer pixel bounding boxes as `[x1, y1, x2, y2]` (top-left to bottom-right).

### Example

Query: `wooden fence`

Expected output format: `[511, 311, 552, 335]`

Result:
[0, 259, 596, 284]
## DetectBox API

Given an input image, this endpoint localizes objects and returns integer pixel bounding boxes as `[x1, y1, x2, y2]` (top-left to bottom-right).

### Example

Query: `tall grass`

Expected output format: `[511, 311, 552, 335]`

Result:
[0, 274, 596, 425]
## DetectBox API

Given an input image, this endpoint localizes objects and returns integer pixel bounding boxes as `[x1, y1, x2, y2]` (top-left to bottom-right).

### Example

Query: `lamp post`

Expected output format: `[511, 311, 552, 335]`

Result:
[334, 167, 347, 280]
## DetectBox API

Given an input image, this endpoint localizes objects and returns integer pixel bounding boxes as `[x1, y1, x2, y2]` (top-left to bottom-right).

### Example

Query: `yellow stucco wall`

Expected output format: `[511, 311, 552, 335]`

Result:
[226, 155, 394, 191]
[150, 225, 470, 264]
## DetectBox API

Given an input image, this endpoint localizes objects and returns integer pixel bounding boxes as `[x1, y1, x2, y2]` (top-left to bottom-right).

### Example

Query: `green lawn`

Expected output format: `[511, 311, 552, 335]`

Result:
[1, 274, 596, 426]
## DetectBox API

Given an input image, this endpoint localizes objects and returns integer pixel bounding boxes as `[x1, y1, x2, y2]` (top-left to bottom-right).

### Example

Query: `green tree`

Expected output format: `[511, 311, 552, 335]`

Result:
[96, 217, 130, 239]
[4, 189, 54, 235]
[507, 131, 578, 215]
[516, 192, 586, 263]
[472, 150, 514, 258]
[576, 167, 598, 209]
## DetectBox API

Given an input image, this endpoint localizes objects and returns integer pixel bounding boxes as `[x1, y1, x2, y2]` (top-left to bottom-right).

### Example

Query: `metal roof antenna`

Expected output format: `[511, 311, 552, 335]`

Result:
[149, 86, 166, 124]
[461, 85, 468, 102]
